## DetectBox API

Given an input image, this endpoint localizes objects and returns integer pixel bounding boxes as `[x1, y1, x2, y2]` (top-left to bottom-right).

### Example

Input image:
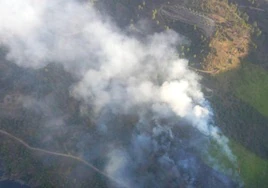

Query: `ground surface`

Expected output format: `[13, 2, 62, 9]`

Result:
[0, 0, 268, 187]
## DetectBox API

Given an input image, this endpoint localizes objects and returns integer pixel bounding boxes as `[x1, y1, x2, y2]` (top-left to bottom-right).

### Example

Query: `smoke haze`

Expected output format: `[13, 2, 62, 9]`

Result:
[0, 0, 239, 187]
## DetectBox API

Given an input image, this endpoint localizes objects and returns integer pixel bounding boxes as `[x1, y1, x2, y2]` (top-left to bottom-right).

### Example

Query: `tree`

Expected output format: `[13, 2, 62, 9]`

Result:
[242, 13, 249, 22]
[253, 21, 257, 28]
[256, 28, 262, 37]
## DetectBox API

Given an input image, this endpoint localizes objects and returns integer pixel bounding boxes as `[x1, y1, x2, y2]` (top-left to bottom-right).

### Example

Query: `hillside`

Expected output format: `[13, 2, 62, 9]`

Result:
[0, 0, 267, 187]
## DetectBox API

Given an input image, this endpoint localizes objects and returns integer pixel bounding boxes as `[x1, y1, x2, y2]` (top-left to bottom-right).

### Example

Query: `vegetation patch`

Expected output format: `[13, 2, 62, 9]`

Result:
[202, 139, 268, 188]
[203, 62, 268, 186]
[234, 63, 268, 117]
[230, 140, 268, 188]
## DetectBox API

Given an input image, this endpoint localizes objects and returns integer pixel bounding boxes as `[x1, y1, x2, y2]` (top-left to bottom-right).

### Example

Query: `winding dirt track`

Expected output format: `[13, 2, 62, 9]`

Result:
[0, 129, 126, 188]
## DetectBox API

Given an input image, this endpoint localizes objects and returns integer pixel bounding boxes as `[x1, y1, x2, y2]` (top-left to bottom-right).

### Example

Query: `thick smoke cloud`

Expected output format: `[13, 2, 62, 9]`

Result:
[0, 0, 239, 187]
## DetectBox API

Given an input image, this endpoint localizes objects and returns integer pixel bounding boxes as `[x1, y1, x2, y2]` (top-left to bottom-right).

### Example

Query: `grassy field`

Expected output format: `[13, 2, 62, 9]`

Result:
[230, 140, 268, 188]
[203, 138, 268, 188]
[234, 63, 268, 117]
[200, 58, 268, 187]
[231, 63, 268, 187]
[207, 62, 268, 187]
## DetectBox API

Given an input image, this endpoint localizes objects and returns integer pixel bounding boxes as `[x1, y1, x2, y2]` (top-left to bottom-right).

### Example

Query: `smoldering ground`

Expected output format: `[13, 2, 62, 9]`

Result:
[0, 0, 240, 187]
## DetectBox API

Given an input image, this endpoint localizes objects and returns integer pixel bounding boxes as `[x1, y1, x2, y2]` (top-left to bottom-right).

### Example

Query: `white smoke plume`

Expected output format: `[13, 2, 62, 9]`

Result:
[0, 0, 238, 187]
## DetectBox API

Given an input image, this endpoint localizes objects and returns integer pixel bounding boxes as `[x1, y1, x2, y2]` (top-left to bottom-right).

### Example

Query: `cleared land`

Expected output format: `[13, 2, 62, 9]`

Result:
[159, 4, 215, 37]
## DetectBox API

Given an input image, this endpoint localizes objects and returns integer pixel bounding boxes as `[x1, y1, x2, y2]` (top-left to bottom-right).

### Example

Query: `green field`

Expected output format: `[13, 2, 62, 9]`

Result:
[231, 140, 268, 188]
[206, 62, 268, 187]
[203, 139, 268, 188]
[231, 63, 268, 187]
[234, 63, 268, 118]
